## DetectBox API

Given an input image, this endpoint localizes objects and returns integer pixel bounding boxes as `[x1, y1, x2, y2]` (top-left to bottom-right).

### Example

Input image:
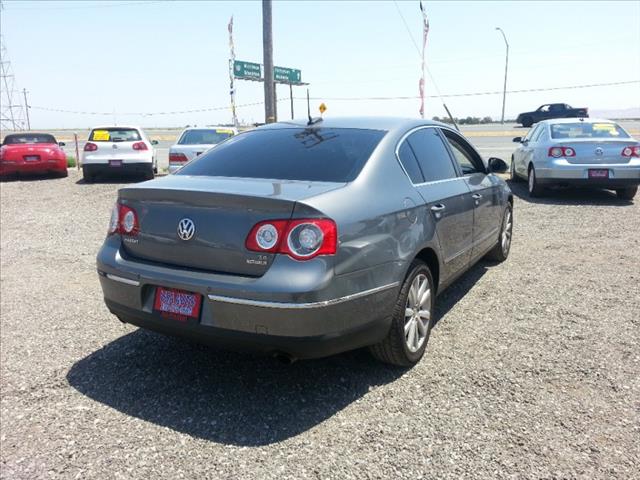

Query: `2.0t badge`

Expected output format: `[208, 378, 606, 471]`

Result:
[177, 218, 195, 241]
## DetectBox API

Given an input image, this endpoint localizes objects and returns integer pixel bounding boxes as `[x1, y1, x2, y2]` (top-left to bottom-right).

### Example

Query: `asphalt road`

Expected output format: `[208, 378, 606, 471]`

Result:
[1, 161, 639, 478]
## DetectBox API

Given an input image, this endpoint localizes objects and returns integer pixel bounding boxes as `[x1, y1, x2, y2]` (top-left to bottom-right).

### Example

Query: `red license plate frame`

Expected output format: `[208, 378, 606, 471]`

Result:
[588, 169, 609, 179]
[153, 286, 202, 322]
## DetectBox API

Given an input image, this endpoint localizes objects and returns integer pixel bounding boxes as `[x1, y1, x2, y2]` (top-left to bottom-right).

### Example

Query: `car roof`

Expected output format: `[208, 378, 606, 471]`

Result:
[539, 118, 616, 125]
[182, 126, 237, 131]
[258, 116, 453, 133]
[90, 125, 143, 130]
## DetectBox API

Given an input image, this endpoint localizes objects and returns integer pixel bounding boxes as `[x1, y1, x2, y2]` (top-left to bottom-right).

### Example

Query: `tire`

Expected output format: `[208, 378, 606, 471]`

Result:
[55, 169, 68, 178]
[522, 116, 533, 128]
[527, 166, 544, 197]
[82, 167, 94, 183]
[509, 157, 521, 182]
[616, 186, 637, 200]
[485, 203, 513, 262]
[369, 260, 435, 367]
[143, 165, 154, 180]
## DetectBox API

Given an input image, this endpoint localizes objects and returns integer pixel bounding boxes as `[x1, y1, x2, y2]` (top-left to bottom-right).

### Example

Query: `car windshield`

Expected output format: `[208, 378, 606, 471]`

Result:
[178, 129, 234, 145]
[550, 122, 630, 139]
[89, 128, 141, 142]
[177, 127, 386, 182]
[2, 133, 57, 145]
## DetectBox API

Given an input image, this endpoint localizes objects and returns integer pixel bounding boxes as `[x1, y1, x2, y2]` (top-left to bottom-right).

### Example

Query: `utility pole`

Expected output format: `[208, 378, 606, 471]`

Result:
[262, 0, 276, 123]
[22, 88, 30, 130]
[495, 27, 509, 125]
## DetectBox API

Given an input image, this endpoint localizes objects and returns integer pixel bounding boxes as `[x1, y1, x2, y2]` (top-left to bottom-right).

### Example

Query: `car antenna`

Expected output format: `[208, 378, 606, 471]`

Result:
[306, 89, 322, 126]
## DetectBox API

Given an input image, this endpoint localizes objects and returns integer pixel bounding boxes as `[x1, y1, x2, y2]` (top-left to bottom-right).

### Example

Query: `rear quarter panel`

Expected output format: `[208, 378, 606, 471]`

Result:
[303, 129, 439, 291]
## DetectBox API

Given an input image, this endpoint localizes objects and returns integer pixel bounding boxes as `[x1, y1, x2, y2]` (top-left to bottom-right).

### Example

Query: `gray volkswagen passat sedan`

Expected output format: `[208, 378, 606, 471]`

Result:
[97, 117, 513, 366]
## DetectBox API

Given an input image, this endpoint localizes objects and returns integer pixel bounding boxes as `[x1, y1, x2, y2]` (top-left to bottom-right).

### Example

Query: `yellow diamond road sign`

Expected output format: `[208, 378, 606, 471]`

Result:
[319, 103, 327, 114]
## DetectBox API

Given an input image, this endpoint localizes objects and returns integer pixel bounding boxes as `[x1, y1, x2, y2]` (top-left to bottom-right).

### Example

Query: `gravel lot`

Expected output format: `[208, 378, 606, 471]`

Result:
[1, 170, 639, 479]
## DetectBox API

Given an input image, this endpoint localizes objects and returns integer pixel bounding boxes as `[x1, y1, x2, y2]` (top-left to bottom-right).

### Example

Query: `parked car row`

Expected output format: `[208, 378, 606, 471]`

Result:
[2, 115, 638, 367]
[0, 125, 237, 182]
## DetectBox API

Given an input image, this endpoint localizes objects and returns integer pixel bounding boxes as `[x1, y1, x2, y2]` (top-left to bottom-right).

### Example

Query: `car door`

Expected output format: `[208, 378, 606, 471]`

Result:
[399, 127, 475, 281]
[517, 124, 541, 174]
[440, 128, 503, 259]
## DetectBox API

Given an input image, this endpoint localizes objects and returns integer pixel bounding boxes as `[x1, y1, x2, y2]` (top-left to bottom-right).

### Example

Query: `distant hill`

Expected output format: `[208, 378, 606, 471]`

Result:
[590, 107, 640, 119]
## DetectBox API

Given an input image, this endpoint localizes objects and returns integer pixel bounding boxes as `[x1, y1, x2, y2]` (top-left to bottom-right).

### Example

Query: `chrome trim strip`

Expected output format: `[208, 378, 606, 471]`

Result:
[207, 282, 400, 309]
[106, 273, 140, 286]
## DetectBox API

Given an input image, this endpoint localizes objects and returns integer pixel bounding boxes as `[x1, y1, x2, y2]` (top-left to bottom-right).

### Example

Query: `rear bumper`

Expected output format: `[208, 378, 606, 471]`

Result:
[535, 160, 640, 187]
[1, 161, 66, 175]
[83, 162, 152, 176]
[96, 240, 400, 359]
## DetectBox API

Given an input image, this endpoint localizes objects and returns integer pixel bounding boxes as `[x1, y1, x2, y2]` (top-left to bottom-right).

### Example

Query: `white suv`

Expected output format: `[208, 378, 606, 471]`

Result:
[81, 126, 157, 182]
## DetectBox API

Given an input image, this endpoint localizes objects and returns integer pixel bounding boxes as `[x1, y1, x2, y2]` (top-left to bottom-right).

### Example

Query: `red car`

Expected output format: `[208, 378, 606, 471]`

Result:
[0, 133, 68, 177]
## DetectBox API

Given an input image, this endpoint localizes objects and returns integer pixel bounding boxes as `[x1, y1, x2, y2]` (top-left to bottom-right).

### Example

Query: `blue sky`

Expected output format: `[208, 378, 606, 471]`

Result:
[1, 0, 639, 128]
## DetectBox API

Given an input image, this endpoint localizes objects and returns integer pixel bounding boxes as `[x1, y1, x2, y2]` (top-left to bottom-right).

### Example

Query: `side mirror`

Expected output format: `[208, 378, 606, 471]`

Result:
[512, 137, 522, 143]
[58, 141, 66, 147]
[488, 157, 508, 173]
[151, 140, 159, 145]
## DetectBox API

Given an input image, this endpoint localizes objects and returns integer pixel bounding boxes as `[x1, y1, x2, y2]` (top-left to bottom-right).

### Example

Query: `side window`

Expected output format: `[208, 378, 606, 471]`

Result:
[524, 124, 540, 142]
[397, 141, 424, 184]
[406, 128, 458, 182]
[441, 130, 485, 175]
[532, 125, 546, 142]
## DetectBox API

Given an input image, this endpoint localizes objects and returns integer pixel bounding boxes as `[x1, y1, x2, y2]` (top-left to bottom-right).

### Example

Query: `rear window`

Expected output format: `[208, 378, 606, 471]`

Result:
[177, 127, 386, 182]
[178, 129, 234, 145]
[2, 133, 57, 145]
[550, 122, 629, 139]
[89, 128, 141, 142]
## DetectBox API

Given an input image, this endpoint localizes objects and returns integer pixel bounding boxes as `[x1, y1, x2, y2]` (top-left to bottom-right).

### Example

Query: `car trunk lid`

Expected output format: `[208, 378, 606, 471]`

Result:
[118, 176, 344, 276]
[557, 139, 638, 164]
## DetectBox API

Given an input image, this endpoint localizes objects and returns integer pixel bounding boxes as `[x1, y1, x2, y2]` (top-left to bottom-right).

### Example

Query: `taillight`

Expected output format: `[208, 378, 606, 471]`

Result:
[132, 141, 148, 151]
[245, 218, 337, 260]
[169, 152, 188, 163]
[84, 142, 98, 152]
[107, 203, 140, 236]
[548, 146, 575, 158]
[621, 146, 640, 157]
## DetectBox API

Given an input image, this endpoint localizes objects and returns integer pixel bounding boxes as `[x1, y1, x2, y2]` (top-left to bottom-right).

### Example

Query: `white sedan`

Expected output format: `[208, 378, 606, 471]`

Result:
[510, 118, 640, 200]
[168, 127, 237, 173]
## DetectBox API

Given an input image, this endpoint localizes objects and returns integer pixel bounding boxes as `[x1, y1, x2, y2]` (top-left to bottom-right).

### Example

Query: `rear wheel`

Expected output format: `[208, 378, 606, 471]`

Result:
[369, 260, 435, 367]
[528, 166, 544, 197]
[485, 204, 513, 262]
[509, 157, 521, 182]
[616, 186, 637, 200]
[143, 165, 154, 180]
[82, 167, 94, 183]
[56, 169, 68, 178]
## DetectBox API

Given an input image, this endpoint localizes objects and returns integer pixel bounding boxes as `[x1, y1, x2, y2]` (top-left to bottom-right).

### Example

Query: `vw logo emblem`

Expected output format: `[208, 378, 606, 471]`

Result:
[177, 218, 195, 241]
[595, 147, 604, 156]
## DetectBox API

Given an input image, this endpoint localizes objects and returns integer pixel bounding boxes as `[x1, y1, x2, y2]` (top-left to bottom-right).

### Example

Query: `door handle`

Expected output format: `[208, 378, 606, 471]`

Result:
[430, 204, 446, 212]
[472, 193, 483, 199]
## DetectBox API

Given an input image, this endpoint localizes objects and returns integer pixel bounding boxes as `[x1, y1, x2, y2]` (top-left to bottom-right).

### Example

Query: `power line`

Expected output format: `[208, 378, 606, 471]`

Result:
[27, 80, 639, 117]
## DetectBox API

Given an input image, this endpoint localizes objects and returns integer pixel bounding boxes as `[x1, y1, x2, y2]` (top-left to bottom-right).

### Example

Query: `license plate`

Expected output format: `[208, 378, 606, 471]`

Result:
[153, 287, 202, 322]
[588, 169, 609, 179]
[24, 155, 40, 162]
[109, 160, 123, 167]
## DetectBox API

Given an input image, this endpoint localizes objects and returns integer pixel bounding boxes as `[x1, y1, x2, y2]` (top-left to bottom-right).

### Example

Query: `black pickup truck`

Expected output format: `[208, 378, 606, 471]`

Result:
[516, 103, 589, 127]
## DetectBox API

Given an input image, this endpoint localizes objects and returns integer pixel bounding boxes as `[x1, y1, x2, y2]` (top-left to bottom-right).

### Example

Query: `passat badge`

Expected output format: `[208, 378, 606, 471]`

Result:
[595, 147, 604, 156]
[177, 218, 195, 241]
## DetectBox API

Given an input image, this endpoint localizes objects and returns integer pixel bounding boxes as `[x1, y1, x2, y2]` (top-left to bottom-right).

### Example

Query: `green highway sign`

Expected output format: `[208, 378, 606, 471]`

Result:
[274, 66, 302, 84]
[234, 60, 262, 80]
[234, 60, 304, 85]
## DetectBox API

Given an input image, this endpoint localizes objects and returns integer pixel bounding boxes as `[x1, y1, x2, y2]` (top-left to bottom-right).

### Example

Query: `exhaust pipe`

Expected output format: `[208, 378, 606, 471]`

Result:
[273, 352, 297, 365]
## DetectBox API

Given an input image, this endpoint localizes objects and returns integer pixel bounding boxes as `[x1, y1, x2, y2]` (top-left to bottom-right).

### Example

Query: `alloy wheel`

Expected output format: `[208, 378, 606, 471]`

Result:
[501, 208, 513, 255]
[404, 274, 431, 353]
